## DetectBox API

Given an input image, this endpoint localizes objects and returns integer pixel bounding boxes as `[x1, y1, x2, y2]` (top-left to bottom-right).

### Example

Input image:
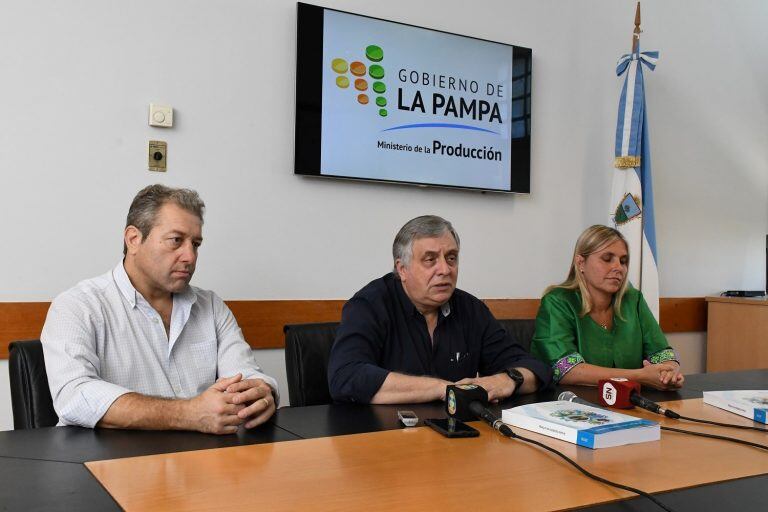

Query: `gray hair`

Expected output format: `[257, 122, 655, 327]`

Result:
[123, 184, 205, 255]
[392, 215, 460, 274]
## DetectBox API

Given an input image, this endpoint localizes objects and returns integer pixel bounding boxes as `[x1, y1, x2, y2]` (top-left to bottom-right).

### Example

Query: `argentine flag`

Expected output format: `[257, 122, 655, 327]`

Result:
[609, 48, 660, 320]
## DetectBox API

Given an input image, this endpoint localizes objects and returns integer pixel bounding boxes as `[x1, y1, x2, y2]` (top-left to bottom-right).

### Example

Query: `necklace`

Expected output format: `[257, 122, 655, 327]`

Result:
[591, 308, 613, 330]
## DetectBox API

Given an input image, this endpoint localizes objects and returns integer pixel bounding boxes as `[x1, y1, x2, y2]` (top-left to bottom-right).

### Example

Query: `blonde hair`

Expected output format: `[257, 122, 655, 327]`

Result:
[545, 225, 630, 318]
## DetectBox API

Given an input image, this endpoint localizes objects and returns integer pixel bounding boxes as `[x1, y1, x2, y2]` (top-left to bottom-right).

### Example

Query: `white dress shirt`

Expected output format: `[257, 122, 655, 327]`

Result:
[41, 261, 279, 428]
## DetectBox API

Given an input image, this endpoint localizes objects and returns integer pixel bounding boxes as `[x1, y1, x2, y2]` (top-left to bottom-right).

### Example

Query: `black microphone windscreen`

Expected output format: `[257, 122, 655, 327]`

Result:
[446, 384, 489, 421]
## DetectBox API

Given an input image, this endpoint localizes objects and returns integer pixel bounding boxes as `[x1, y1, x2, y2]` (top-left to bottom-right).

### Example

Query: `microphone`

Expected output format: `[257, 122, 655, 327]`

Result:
[445, 384, 488, 421]
[598, 379, 681, 419]
[446, 384, 514, 437]
[558, 391, 604, 410]
[469, 401, 515, 437]
[630, 393, 681, 419]
[598, 378, 640, 409]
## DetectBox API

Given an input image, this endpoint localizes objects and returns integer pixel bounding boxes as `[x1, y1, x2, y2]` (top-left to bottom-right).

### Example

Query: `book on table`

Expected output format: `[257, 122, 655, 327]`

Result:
[501, 401, 660, 449]
[702, 390, 768, 424]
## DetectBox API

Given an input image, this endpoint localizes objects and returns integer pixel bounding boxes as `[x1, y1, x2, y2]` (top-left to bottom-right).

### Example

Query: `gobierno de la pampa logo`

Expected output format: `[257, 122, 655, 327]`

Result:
[331, 44, 388, 117]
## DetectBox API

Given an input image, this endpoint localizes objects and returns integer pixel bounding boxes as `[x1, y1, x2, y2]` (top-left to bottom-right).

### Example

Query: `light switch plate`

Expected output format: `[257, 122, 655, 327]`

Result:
[148, 140, 167, 172]
[149, 104, 173, 127]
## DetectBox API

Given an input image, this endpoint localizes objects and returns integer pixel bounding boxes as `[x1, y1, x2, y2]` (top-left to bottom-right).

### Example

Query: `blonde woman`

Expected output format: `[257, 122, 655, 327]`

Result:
[531, 225, 683, 389]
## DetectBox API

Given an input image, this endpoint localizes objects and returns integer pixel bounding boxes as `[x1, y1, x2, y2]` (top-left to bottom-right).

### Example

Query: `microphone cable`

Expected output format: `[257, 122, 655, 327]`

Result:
[629, 393, 768, 432]
[590, 393, 768, 450]
[659, 425, 768, 451]
[476, 407, 676, 512]
[671, 413, 768, 433]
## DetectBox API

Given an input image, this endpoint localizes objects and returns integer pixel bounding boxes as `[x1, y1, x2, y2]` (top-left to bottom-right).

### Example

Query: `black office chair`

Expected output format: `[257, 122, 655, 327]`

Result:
[8, 340, 59, 429]
[283, 319, 535, 407]
[497, 319, 536, 352]
[283, 322, 339, 407]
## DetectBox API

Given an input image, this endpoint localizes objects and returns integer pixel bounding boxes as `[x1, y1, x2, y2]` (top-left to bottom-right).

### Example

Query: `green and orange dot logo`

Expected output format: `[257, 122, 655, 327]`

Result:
[336, 76, 349, 88]
[332, 44, 387, 117]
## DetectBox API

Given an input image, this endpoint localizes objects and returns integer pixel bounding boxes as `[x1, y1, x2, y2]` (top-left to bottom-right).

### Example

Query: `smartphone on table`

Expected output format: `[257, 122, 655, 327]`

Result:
[424, 417, 479, 438]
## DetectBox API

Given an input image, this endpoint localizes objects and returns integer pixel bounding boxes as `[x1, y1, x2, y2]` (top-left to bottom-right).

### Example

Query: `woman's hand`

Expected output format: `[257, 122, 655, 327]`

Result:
[636, 360, 684, 390]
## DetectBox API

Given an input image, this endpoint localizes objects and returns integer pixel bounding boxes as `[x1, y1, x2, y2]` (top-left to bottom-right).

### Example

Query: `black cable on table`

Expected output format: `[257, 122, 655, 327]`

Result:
[661, 425, 768, 451]
[675, 413, 768, 432]
[496, 426, 676, 512]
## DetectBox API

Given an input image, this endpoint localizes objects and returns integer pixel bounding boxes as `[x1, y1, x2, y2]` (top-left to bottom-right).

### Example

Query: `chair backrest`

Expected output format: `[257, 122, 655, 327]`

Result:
[283, 322, 340, 407]
[497, 319, 536, 352]
[8, 340, 59, 429]
[283, 319, 534, 407]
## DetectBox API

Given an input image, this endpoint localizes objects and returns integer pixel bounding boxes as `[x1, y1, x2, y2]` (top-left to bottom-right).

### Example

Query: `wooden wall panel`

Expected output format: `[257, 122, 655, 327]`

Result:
[0, 302, 51, 359]
[483, 299, 541, 319]
[0, 297, 706, 358]
[227, 300, 346, 350]
[659, 297, 708, 333]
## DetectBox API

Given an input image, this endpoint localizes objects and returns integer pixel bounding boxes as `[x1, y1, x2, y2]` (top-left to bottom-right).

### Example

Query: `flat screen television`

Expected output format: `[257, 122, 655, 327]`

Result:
[294, 3, 532, 193]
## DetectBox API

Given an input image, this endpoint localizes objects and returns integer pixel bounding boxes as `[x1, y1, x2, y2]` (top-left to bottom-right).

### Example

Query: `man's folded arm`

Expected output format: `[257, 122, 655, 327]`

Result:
[98, 393, 192, 430]
[327, 319, 389, 403]
[370, 372, 451, 404]
[97, 374, 247, 434]
[41, 296, 132, 428]
[328, 298, 390, 403]
[212, 293, 280, 404]
[330, 359, 450, 404]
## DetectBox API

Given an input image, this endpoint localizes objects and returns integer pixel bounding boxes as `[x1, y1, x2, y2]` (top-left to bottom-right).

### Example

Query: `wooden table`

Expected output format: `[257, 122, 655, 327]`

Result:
[3, 371, 768, 511]
[86, 399, 768, 512]
[706, 295, 768, 371]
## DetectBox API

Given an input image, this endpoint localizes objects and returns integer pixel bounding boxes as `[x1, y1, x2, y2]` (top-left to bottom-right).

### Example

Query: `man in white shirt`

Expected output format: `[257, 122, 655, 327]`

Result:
[41, 184, 278, 434]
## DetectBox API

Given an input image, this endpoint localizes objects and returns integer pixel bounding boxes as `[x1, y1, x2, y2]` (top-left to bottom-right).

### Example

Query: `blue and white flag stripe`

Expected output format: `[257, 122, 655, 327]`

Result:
[610, 47, 660, 319]
[615, 51, 657, 162]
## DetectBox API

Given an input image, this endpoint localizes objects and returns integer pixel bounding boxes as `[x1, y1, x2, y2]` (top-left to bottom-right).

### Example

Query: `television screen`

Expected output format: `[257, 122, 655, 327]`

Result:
[294, 3, 532, 193]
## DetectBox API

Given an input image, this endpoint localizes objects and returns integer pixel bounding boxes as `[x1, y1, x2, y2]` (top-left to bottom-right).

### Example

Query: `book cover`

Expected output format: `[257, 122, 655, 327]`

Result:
[502, 401, 659, 449]
[702, 390, 768, 424]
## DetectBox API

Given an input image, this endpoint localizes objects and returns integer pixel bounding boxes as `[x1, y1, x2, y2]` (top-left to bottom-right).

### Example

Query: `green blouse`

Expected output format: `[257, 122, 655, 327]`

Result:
[531, 287, 677, 382]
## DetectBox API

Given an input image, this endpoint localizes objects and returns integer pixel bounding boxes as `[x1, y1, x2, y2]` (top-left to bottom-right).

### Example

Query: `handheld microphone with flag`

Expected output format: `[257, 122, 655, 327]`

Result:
[598, 378, 640, 409]
[598, 379, 681, 419]
[445, 384, 489, 422]
[446, 384, 514, 437]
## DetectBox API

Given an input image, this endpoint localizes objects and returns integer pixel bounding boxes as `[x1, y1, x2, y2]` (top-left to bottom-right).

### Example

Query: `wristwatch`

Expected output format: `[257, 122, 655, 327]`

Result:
[505, 368, 525, 395]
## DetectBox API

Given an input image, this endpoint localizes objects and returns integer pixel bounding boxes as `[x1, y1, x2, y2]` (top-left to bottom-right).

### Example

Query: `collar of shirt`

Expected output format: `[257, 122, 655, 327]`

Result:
[112, 260, 197, 356]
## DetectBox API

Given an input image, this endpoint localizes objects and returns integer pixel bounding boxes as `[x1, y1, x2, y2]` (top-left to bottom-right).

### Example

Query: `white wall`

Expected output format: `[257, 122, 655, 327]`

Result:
[1, 1, 765, 430]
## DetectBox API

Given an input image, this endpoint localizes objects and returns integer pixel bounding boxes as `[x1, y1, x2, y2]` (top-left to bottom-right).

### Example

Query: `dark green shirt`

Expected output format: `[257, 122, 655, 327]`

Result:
[531, 287, 676, 382]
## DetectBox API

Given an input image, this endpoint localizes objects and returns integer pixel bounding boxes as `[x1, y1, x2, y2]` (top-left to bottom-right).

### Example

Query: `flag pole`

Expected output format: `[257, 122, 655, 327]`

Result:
[633, 2, 644, 292]
[632, 2, 641, 53]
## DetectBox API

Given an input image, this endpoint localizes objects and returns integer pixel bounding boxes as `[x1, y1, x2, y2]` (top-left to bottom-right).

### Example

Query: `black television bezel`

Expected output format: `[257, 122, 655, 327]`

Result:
[294, 2, 532, 194]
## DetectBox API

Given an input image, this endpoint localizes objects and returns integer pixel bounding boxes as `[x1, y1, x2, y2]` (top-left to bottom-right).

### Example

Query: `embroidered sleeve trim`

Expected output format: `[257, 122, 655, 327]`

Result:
[553, 352, 585, 383]
[646, 348, 679, 365]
